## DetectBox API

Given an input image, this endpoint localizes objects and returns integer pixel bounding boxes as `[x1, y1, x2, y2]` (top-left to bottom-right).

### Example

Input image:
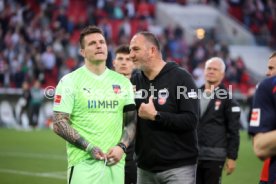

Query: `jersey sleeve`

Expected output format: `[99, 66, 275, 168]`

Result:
[122, 78, 135, 112]
[124, 79, 135, 106]
[249, 78, 276, 135]
[53, 75, 75, 114]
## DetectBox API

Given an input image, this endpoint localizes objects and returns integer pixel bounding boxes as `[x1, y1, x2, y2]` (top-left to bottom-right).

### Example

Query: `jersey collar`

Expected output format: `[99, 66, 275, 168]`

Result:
[83, 65, 109, 80]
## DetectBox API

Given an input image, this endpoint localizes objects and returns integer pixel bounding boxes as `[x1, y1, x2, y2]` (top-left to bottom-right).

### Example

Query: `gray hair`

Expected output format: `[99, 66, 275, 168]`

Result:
[205, 57, 226, 73]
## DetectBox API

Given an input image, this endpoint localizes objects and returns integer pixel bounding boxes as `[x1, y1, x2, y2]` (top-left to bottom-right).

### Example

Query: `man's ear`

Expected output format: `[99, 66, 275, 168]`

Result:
[150, 46, 155, 53]
[151, 45, 158, 55]
[79, 49, 85, 58]
[112, 60, 116, 68]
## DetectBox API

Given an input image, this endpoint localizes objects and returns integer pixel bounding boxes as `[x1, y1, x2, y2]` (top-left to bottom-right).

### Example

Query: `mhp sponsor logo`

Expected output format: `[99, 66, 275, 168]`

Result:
[88, 100, 119, 109]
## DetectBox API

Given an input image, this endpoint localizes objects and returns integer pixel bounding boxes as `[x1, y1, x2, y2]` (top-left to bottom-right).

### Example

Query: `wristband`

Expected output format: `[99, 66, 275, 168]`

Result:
[86, 143, 93, 152]
[155, 111, 162, 121]
[117, 142, 127, 153]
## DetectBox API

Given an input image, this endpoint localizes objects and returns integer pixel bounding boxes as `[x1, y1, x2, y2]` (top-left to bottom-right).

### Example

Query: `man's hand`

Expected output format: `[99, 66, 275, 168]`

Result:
[106, 146, 124, 166]
[224, 158, 236, 175]
[253, 131, 276, 160]
[138, 96, 157, 120]
[87, 145, 106, 160]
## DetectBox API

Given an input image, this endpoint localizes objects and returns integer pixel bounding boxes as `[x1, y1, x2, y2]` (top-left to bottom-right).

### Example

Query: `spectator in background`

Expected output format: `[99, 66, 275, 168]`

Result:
[98, 18, 112, 41]
[14, 65, 26, 88]
[118, 18, 132, 44]
[125, 0, 135, 19]
[227, 0, 244, 22]
[136, 0, 152, 19]
[18, 81, 31, 126]
[193, 62, 205, 87]
[41, 46, 56, 76]
[0, 53, 8, 87]
[29, 80, 44, 128]
[196, 57, 240, 184]
[113, 44, 137, 184]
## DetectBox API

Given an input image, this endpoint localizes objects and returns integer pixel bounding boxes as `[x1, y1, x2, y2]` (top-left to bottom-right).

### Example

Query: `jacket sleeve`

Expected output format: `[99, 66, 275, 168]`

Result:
[158, 74, 200, 132]
[225, 99, 240, 160]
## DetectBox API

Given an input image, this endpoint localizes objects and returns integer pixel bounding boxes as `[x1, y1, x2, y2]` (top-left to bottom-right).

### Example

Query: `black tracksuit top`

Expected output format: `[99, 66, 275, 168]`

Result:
[197, 84, 240, 161]
[131, 62, 199, 172]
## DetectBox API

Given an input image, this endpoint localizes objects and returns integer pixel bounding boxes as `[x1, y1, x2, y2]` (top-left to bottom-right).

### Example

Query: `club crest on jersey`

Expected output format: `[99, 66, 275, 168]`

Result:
[215, 100, 221, 110]
[158, 88, 169, 105]
[54, 95, 62, 105]
[112, 85, 121, 94]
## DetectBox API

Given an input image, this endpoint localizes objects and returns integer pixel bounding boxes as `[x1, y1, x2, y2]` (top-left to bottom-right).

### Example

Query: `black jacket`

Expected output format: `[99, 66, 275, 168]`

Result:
[197, 84, 240, 161]
[131, 62, 199, 172]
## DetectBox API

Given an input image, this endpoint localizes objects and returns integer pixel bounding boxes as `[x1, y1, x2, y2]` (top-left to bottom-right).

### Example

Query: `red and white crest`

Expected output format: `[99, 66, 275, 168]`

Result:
[112, 85, 121, 94]
[158, 88, 169, 105]
[214, 100, 221, 110]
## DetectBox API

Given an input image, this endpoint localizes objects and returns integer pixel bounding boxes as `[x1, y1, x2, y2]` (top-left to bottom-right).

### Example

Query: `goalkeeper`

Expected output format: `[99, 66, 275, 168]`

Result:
[52, 25, 136, 184]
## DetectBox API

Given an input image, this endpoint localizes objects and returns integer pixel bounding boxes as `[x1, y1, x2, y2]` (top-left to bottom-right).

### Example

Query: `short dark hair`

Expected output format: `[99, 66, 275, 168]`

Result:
[115, 45, 130, 55]
[79, 25, 103, 49]
[269, 52, 276, 59]
[137, 31, 161, 52]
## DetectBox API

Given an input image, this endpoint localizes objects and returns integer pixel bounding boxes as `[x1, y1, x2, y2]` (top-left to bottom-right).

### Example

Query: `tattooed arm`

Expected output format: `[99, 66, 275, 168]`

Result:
[53, 111, 105, 160]
[106, 109, 137, 165]
[120, 110, 137, 148]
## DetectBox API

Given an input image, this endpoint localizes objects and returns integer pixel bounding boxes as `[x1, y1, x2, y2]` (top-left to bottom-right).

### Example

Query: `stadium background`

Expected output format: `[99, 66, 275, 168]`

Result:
[0, 0, 274, 183]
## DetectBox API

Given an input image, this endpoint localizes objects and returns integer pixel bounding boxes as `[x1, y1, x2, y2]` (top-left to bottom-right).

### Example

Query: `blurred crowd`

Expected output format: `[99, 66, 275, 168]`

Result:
[227, 0, 276, 47]
[1, 0, 273, 98]
[167, 0, 276, 48]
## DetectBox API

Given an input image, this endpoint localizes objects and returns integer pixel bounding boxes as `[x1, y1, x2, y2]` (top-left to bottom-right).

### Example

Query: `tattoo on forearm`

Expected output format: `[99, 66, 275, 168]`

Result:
[53, 112, 89, 150]
[121, 110, 137, 147]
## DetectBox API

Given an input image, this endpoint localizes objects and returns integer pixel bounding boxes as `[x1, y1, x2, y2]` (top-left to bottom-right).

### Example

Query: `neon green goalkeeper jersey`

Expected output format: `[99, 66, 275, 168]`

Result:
[53, 66, 135, 167]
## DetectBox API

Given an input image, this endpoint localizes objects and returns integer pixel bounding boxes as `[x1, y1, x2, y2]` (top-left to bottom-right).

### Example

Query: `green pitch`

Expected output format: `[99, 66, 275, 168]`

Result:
[0, 129, 262, 184]
[0, 128, 67, 184]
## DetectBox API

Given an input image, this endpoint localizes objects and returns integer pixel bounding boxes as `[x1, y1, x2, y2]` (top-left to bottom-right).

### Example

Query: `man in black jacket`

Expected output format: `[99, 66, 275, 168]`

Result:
[196, 57, 240, 184]
[130, 31, 199, 184]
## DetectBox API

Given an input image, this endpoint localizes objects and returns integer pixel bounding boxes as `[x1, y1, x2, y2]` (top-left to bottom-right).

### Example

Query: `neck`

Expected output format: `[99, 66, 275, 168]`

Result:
[124, 73, 131, 79]
[85, 60, 106, 75]
[205, 82, 220, 91]
[143, 59, 166, 80]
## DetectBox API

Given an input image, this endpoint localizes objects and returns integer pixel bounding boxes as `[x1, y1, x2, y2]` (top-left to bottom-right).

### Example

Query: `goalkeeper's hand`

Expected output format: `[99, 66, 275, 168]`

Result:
[106, 146, 124, 166]
[86, 144, 106, 160]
